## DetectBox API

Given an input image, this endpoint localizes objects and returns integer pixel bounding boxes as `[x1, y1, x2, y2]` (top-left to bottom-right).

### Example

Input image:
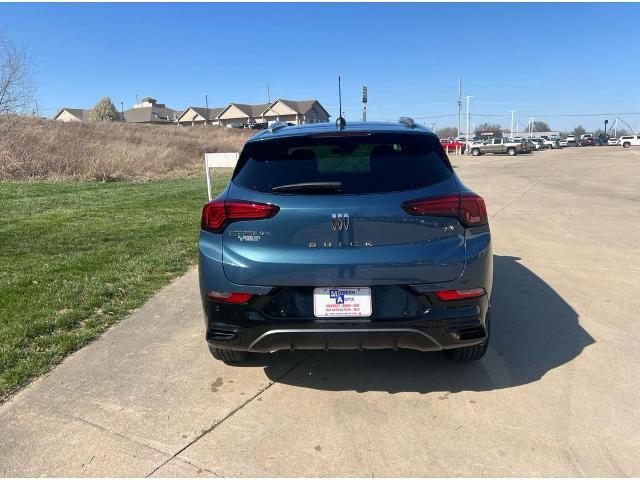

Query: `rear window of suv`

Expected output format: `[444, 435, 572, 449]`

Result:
[232, 132, 453, 195]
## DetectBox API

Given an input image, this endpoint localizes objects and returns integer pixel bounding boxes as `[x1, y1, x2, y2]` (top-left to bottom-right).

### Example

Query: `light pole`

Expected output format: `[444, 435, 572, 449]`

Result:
[510, 110, 515, 139]
[120, 102, 124, 122]
[205, 94, 209, 126]
[528, 117, 534, 138]
[457, 77, 462, 137]
[464, 95, 473, 154]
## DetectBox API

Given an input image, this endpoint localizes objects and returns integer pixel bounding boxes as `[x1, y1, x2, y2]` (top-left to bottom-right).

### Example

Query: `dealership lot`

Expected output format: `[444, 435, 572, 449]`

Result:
[1, 146, 639, 476]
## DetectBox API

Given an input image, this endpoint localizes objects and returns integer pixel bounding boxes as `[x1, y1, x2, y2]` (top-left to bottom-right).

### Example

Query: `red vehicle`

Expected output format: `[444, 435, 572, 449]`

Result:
[439, 138, 466, 154]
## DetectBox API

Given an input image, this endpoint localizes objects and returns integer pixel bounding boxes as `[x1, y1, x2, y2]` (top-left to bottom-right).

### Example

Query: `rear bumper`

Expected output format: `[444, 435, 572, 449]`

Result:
[200, 224, 492, 353]
[204, 294, 490, 353]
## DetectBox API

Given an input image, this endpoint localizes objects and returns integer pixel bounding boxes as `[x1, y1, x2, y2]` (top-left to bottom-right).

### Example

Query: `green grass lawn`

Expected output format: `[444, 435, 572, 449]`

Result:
[0, 176, 229, 400]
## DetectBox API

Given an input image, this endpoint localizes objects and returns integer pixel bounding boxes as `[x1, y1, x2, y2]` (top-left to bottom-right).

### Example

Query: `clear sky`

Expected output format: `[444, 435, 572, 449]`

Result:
[1, 2, 639, 132]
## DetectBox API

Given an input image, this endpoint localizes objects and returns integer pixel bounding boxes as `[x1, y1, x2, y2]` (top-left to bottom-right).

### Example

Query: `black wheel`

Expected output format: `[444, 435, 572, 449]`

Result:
[444, 311, 491, 361]
[623, 142, 631, 148]
[208, 345, 249, 363]
[471, 148, 481, 156]
[507, 147, 516, 156]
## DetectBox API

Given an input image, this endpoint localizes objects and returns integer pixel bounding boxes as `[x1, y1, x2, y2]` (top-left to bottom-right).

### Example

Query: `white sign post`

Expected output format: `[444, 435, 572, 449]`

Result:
[204, 152, 239, 201]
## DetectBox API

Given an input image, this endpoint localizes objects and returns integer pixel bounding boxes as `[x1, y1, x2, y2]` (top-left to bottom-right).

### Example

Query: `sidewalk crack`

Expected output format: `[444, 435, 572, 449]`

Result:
[145, 351, 315, 477]
[490, 168, 560, 220]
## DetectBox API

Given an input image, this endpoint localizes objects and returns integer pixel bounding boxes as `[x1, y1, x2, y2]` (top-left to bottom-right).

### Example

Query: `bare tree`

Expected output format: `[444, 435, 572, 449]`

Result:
[474, 123, 503, 136]
[530, 121, 551, 132]
[0, 30, 35, 117]
[436, 127, 458, 139]
[572, 125, 586, 139]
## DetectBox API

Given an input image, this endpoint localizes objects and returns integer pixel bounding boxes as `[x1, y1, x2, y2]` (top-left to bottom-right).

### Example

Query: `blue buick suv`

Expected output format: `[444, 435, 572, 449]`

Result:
[198, 118, 492, 363]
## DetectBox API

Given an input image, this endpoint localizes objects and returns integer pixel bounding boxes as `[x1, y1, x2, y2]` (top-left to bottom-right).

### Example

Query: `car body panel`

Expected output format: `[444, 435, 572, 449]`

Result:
[219, 177, 467, 287]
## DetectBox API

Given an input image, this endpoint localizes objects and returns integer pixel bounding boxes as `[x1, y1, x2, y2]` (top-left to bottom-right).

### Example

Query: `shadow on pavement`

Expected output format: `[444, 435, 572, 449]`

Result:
[258, 255, 595, 393]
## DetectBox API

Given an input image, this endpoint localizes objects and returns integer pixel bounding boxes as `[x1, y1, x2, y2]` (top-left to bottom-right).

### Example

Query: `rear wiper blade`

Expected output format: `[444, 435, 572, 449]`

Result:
[272, 182, 343, 193]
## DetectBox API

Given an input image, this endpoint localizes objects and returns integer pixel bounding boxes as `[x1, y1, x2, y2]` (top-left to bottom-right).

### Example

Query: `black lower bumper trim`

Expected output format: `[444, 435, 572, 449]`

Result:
[239, 327, 483, 353]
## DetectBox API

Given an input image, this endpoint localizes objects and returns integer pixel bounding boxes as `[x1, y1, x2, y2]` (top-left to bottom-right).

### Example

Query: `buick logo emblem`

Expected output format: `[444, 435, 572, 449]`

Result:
[331, 213, 350, 231]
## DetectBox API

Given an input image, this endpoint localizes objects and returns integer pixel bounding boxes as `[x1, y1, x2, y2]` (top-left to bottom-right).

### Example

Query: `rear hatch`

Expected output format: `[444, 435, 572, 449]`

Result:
[221, 131, 466, 287]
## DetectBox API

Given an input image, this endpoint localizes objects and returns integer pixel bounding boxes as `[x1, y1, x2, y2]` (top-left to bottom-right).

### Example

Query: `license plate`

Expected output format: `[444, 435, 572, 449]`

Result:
[313, 287, 372, 318]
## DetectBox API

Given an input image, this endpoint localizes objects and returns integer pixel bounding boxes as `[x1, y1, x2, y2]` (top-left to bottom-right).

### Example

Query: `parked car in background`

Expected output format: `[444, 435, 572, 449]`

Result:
[607, 137, 619, 146]
[470, 137, 523, 156]
[620, 135, 640, 148]
[521, 139, 534, 153]
[581, 134, 593, 140]
[558, 139, 568, 147]
[543, 138, 560, 149]
[440, 138, 466, 154]
[530, 138, 546, 150]
[594, 138, 604, 146]
[199, 119, 493, 363]
[582, 137, 594, 146]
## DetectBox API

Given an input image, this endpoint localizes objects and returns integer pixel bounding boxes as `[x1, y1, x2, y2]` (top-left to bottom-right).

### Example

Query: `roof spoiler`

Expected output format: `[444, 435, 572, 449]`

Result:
[268, 121, 288, 133]
[398, 117, 417, 128]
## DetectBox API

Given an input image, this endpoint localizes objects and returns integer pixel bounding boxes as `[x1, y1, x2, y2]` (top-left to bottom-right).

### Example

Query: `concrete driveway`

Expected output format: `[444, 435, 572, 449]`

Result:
[2, 146, 639, 476]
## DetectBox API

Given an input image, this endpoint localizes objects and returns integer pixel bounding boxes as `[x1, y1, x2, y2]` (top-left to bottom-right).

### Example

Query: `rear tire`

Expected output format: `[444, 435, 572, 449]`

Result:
[444, 311, 491, 362]
[471, 148, 481, 156]
[623, 142, 631, 148]
[208, 345, 249, 363]
[507, 147, 516, 156]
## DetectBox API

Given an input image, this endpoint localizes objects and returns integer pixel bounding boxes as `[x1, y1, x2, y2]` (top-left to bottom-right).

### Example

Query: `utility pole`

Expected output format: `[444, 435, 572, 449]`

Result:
[457, 77, 462, 137]
[464, 95, 473, 154]
[205, 95, 209, 126]
[528, 117, 534, 138]
[510, 110, 515, 139]
[120, 102, 124, 122]
[267, 84, 271, 103]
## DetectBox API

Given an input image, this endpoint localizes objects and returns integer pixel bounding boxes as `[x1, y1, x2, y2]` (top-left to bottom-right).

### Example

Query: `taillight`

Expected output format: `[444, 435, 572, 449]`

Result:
[201, 198, 279, 233]
[402, 193, 488, 227]
[435, 288, 485, 301]
[206, 291, 253, 304]
[459, 195, 488, 226]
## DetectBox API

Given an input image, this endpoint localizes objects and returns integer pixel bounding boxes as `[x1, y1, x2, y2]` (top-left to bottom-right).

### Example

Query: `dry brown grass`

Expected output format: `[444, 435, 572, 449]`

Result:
[0, 117, 254, 181]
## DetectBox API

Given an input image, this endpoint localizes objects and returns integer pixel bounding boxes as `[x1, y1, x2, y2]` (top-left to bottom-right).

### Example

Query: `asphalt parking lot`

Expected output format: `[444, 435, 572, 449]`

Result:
[1, 146, 639, 477]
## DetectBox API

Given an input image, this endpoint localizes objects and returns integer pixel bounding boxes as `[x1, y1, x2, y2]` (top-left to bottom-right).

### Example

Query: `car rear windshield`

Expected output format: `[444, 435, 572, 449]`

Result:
[232, 132, 453, 195]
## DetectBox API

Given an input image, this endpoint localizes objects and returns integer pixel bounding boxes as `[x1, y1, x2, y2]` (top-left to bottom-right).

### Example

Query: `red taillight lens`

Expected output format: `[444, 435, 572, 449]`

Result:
[201, 199, 279, 233]
[434, 288, 485, 301]
[206, 291, 253, 304]
[402, 194, 488, 227]
[459, 195, 488, 227]
[402, 195, 460, 217]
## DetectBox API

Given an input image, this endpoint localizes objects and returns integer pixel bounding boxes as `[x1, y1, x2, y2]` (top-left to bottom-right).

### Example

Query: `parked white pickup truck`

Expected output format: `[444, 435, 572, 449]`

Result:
[619, 135, 640, 148]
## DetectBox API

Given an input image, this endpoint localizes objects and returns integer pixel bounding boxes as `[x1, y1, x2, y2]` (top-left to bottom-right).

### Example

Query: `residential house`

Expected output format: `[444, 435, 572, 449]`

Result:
[123, 98, 178, 124]
[216, 99, 330, 128]
[260, 99, 330, 125]
[216, 103, 270, 127]
[53, 108, 93, 122]
[176, 107, 224, 126]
